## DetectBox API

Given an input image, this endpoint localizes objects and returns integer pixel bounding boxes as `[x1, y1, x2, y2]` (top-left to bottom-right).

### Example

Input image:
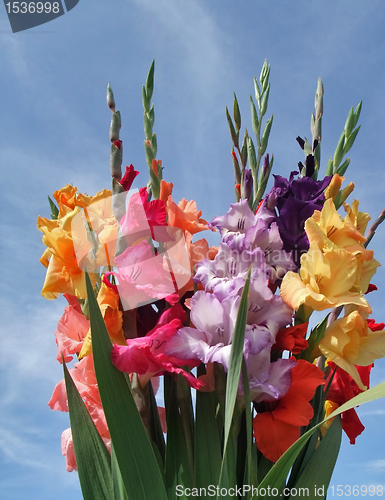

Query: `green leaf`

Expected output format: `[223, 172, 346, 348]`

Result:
[63, 361, 114, 500]
[223, 267, 251, 451]
[86, 272, 167, 500]
[251, 380, 385, 499]
[292, 416, 342, 497]
[164, 374, 193, 500]
[241, 359, 258, 495]
[195, 367, 222, 490]
[217, 268, 251, 494]
[147, 380, 166, 464]
[111, 445, 129, 500]
[48, 196, 59, 219]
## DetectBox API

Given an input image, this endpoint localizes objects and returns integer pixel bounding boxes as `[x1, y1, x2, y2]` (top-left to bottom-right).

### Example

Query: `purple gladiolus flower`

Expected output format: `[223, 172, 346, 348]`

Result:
[265, 171, 331, 266]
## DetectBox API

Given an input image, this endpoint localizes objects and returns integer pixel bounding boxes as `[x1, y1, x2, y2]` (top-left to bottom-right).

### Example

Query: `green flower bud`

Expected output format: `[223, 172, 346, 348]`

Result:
[344, 107, 355, 138]
[233, 93, 241, 132]
[143, 113, 152, 140]
[109, 111, 121, 142]
[343, 126, 360, 156]
[259, 116, 273, 156]
[247, 136, 257, 176]
[226, 106, 239, 149]
[110, 142, 122, 180]
[146, 60, 155, 102]
[144, 140, 155, 169]
[254, 77, 261, 101]
[250, 97, 259, 137]
[106, 83, 115, 112]
[333, 131, 345, 171]
[260, 83, 270, 116]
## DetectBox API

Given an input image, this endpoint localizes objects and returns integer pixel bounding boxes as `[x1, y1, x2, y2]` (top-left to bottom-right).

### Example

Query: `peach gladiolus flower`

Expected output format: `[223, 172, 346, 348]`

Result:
[313, 311, 385, 390]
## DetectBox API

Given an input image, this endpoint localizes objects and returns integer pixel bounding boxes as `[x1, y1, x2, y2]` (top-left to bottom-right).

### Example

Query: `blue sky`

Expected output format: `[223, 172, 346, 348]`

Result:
[1, 0, 385, 498]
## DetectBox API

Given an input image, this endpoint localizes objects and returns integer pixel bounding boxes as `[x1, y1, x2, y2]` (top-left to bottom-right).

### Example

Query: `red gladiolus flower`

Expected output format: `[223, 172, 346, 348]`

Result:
[273, 323, 309, 354]
[326, 361, 373, 444]
[253, 359, 324, 462]
[365, 283, 378, 294]
[119, 164, 139, 192]
[367, 318, 385, 331]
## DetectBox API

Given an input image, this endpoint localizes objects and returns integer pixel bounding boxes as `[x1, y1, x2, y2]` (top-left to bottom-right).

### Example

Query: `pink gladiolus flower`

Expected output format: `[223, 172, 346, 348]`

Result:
[61, 428, 76, 472]
[106, 239, 180, 310]
[61, 428, 111, 472]
[55, 300, 90, 363]
[48, 354, 109, 439]
[111, 304, 203, 389]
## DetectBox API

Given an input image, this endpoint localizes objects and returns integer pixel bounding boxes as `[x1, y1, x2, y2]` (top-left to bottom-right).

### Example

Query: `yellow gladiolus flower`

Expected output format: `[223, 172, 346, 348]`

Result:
[324, 174, 344, 201]
[313, 311, 385, 390]
[281, 243, 371, 313]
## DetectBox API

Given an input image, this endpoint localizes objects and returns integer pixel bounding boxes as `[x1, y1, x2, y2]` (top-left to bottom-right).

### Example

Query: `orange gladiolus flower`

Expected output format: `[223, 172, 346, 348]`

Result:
[166, 196, 210, 234]
[79, 282, 125, 359]
[37, 216, 90, 299]
[159, 179, 174, 204]
[253, 359, 324, 463]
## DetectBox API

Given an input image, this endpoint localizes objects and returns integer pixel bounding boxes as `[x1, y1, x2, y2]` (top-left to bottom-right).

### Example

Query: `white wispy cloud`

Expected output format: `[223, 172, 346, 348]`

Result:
[367, 459, 385, 471]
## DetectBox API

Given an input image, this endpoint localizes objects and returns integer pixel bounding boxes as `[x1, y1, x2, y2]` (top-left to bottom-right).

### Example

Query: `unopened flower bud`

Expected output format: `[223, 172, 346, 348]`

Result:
[110, 112, 121, 142]
[110, 141, 122, 181]
[107, 83, 115, 112]
[243, 169, 253, 201]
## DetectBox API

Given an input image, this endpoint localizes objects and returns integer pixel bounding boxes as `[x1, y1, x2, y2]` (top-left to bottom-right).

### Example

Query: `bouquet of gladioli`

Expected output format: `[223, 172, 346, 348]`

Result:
[38, 61, 385, 500]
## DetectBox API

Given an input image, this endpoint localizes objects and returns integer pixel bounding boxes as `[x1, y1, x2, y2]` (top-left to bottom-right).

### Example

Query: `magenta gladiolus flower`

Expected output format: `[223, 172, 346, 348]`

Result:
[111, 304, 203, 389]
